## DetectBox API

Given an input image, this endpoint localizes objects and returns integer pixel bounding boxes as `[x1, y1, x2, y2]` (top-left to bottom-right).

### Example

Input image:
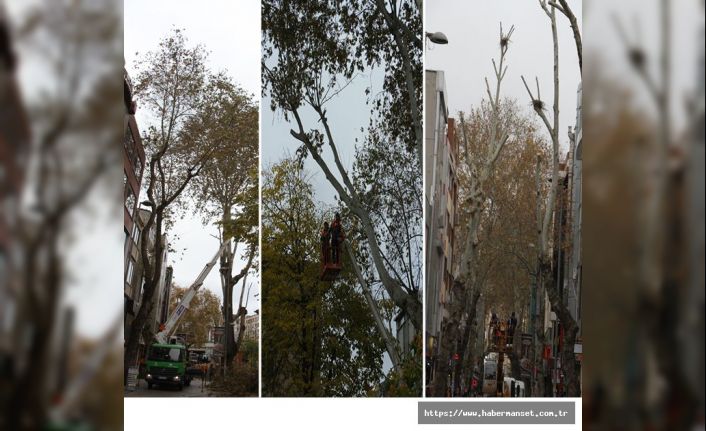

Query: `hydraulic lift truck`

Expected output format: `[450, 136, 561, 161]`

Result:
[145, 242, 229, 389]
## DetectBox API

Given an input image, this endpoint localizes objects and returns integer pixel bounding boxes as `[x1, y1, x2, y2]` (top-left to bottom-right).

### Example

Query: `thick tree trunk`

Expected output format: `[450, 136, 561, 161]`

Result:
[452, 288, 481, 395]
[345, 240, 403, 374]
[652, 166, 700, 426]
[530, 261, 547, 397]
[432, 314, 455, 395]
[562, 322, 580, 396]
[7, 240, 61, 429]
[431, 277, 468, 397]
[219, 207, 237, 366]
[433, 168, 487, 397]
[124, 299, 154, 381]
[124, 270, 160, 383]
[510, 310, 524, 381]
[539, 258, 580, 396]
[124, 210, 165, 383]
[223, 277, 236, 365]
[233, 308, 246, 362]
[232, 268, 249, 360]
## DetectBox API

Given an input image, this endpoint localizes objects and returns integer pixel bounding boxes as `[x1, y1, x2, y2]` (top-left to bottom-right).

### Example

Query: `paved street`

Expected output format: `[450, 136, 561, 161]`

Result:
[125, 377, 212, 397]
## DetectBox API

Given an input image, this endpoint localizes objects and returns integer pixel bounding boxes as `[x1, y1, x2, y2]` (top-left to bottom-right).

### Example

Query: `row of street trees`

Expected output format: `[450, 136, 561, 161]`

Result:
[431, 0, 583, 397]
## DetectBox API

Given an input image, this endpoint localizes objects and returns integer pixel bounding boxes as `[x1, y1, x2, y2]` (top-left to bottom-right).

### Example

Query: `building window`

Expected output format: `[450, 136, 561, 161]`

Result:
[125, 187, 136, 216]
[124, 124, 142, 179]
[135, 157, 143, 182]
[126, 258, 135, 286]
[132, 223, 141, 244]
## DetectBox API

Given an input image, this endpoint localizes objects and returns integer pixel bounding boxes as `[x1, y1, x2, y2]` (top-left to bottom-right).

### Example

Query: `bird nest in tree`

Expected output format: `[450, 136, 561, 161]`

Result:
[628, 48, 646, 70]
[532, 99, 545, 111]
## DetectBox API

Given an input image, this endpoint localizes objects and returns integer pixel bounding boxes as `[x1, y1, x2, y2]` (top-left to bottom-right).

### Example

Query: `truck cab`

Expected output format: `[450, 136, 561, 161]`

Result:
[482, 359, 498, 396]
[145, 343, 191, 390]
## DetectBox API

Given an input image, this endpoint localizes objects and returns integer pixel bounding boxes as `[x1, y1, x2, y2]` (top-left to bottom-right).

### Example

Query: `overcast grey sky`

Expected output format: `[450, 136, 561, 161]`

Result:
[425, 0, 702, 148]
[124, 0, 261, 315]
[583, 0, 702, 134]
[425, 0, 583, 153]
[261, 69, 383, 207]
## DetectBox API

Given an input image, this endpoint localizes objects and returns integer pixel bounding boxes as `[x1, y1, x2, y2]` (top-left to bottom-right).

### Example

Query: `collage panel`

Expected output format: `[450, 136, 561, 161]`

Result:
[260, 0, 423, 397]
[123, 0, 260, 397]
[424, 1, 583, 397]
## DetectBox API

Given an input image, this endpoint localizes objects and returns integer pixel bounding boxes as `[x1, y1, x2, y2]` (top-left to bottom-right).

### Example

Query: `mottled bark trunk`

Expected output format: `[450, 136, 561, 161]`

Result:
[431, 287, 460, 396]
[432, 169, 483, 397]
[220, 207, 237, 366]
[453, 288, 481, 395]
[232, 269, 249, 361]
[124, 299, 154, 376]
[562, 321, 580, 396]
[539, 258, 580, 396]
[223, 279, 236, 365]
[345, 240, 402, 374]
[510, 310, 524, 380]
[653, 165, 700, 425]
[124, 212, 164, 384]
[7, 235, 61, 428]
[233, 310, 246, 362]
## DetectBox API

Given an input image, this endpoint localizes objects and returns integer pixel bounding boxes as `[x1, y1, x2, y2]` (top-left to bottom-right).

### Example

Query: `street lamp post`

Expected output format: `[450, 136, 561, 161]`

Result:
[425, 31, 449, 45]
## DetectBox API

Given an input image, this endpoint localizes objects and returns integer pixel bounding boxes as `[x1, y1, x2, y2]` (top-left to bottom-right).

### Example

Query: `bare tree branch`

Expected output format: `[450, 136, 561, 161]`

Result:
[549, 0, 582, 72]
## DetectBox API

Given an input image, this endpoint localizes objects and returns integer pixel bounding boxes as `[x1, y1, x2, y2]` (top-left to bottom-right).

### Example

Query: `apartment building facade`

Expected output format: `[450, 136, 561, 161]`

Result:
[424, 70, 459, 384]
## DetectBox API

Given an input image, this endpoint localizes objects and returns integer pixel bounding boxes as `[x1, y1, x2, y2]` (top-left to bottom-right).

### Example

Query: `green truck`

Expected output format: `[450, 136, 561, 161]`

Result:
[145, 343, 192, 390]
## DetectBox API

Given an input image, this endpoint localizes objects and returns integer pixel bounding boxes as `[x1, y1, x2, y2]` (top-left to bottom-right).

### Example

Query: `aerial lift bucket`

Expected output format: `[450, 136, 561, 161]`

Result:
[321, 262, 342, 281]
[320, 240, 342, 281]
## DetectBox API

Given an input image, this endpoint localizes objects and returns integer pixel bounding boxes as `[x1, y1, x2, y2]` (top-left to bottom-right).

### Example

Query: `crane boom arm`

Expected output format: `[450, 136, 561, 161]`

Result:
[155, 241, 229, 344]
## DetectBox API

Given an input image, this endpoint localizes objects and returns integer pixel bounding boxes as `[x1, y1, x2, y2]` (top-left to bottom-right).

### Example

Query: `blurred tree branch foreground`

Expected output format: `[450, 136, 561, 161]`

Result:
[583, 0, 704, 429]
[1, 0, 122, 429]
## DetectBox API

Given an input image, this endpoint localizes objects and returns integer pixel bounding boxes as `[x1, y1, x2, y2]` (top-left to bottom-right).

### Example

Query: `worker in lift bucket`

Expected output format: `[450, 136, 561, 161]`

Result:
[508, 312, 518, 338]
[330, 213, 345, 264]
[320, 221, 331, 264]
